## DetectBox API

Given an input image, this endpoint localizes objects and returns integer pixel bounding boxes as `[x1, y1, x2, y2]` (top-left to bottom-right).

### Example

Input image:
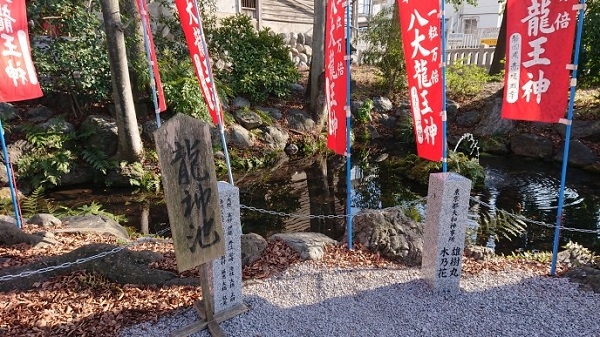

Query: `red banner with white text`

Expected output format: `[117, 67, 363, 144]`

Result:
[398, 0, 443, 162]
[0, 0, 42, 102]
[325, 0, 348, 155]
[174, 0, 221, 124]
[502, 0, 579, 123]
[136, 0, 166, 112]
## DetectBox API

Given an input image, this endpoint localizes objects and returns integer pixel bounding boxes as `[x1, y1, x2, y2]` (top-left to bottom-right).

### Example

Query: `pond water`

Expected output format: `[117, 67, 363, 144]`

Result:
[46, 154, 600, 255]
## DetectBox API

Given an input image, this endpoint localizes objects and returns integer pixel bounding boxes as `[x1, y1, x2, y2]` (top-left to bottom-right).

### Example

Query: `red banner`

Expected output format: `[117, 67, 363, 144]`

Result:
[502, 0, 579, 123]
[325, 0, 348, 155]
[174, 0, 221, 124]
[0, 0, 42, 102]
[136, 0, 166, 112]
[398, 0, 443, 162]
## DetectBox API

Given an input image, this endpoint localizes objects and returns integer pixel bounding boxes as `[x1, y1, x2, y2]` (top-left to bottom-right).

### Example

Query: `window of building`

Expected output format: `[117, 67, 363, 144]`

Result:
[463, 18, 478, 35]
[241, 0, 256, 10]
[358, 0, 372, 16]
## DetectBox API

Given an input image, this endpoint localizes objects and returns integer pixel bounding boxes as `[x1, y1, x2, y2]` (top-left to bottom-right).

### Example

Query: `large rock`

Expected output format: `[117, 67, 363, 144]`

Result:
[350, 207, 423, 266]
[227, 124, 255, 149]
[473, 96, 517, 136]
[27, 213, 62, 227]
[259, 126, 289, 151]
[286, 109, 315, 132]
[234, 109, 263, 130]
[555, 120, 600, 141]
[0, 221, 58, 248]
[554, 140, 598, 167]
[241, 233, 268, 266]
[58, 215, 129, 240]
[80, 115, 119, 157]
[510, 133, 554, 159]
[269, 232, 337, 260]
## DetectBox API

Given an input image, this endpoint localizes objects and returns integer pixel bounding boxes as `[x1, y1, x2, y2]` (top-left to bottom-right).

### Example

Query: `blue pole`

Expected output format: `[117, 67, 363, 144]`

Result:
[137, 0, 162, 128]
[440, 0, 448, 173]
[550, 0, 586, 276]
[345, 0, 353, 250]
[192, 0, 234, 185]
[0, 118, 21, 228]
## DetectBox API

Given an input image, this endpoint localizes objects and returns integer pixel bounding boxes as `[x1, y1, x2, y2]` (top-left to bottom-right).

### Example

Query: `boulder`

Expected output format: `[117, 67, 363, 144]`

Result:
[80, 115, 119, 157]
[0, 221, 58, 248]
[286, 109, 315, 132]
[510, 133, 554, 159]
[269, 232, 337, 260]
[474, 96, 517, 136]
[350, 207, 423, 266]
[227, 124, 255, 149]
[260, 126, 289, 151]
[234, 109, 263, 130]
[554, 140, 598, 167]
[27, 213, 62, 227]
[241, 233, 268, 266]
[231, 96, 252, 110]
[38, 117, 75, 133]
[58, 215, 129, 240]
[26, 106, 54, 123]
[0, 102, 18, 121]
[555, 120, 600, 141]
[256, 107, 282, 120]
[372, 96, 393, 113]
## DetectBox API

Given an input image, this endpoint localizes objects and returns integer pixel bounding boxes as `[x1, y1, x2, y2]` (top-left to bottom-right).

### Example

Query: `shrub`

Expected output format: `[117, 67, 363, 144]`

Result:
[357, 4, 406, 93]
[446, 61, 492, 99]
[27, 0, 111, 109]
[580, 0, 600, 87]
[211, 14, 300, 102]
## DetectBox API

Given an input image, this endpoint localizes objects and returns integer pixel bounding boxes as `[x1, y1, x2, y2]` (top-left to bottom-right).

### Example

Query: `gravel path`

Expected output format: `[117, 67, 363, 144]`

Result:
[121, 262, 600, 337]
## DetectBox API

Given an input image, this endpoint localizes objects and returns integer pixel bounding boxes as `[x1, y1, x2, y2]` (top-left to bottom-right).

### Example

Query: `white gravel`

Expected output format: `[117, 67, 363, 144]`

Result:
[121, 262, 600, 337]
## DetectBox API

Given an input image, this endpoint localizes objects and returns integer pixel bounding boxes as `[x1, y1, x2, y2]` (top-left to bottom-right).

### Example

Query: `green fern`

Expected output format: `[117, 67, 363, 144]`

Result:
[81, 147, 113, 174]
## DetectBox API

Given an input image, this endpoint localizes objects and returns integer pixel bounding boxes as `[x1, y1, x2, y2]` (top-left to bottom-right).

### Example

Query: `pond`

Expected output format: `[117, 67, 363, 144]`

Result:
[45, 153, 600, 255]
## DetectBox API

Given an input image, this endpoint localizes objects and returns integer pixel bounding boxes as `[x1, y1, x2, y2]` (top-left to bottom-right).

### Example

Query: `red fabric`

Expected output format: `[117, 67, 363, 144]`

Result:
[502, 0, 579, 123]
[0, 0, 42, 102]
[325, 0, 348, 155]
[136, 0, 166, 112]
[175, 0, 221, 124]
[398, 0, 443, 162]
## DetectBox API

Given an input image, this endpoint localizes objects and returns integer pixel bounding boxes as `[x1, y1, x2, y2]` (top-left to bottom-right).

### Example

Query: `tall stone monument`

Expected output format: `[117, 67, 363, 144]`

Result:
[421, 172, 472, 294]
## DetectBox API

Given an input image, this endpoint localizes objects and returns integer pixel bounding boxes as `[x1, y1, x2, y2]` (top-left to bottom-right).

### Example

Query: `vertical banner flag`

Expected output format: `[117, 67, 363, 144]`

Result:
[502, 0, 579, 123]
[325, 0, 348, 155]
[135, 0, 166, 112]
[0, 0, 42, 102]
[174, 0, 221, 124]
[398, 0, 443, 162]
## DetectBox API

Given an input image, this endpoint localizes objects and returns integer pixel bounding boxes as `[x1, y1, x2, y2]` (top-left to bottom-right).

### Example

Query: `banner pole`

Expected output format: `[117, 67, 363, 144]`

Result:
[345, 0, 353, 250]
[550, 0, 586, 276]
[0, 118, 21, 228]
[137, 0, 162, 128]
[193, 0, 234, 185]
[440, 0, 448, 173]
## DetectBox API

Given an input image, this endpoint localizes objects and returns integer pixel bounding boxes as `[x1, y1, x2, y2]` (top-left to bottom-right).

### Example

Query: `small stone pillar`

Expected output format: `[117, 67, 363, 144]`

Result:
[421, 172, 472, 294]
[211, 182, 244, 314]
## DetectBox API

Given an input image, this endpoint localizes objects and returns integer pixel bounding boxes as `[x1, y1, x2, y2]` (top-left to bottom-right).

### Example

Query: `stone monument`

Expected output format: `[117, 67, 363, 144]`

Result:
[421, 172, 472, 294]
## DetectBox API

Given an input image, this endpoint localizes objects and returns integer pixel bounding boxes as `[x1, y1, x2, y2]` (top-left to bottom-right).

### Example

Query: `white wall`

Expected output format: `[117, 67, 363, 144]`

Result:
[216, 0, 238, 14]
[445, 0, 502, 33]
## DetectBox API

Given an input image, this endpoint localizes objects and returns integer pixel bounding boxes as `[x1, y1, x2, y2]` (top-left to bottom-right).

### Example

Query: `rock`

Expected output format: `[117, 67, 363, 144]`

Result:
[228, 124, 255, 149]
[0, 187, 24, 201]
[474, 96, 517, 136]
[38, 117, 75, 133]
[286, 109, 315, 132]
[304, 45, 312, 56]
[446, 100, 460, 121]
[456, 110, 481, 127]
[372, 96, 393, 113]
[0, 221, 58, 248]
[241, 233, 268, 266]
[234, 109, 264, 130]
[143, 119, 161, 142]
[259, 126, 289, 151]
[555, 120, 600, 141]
[510, 133, 554, 159]
[59, 215, 129, 240]
[564, 266, 600, 293]
[298, 53, 308, 64]
[231, 96, 251, 110]
[479, 136, 510, 154]
[297, 32, 305, 45]
[80, 115, 119, 157]
[27, 213, 62, 227]
[105, 162, 145, 187]
[26, 106, 54, 123]
[59, 165, 95, 187]
[290, 83, 305, 93]
[367, 125, 381, 139]
[284, 143, 299, 155]
[269, 232, 337, 260]
[295, 42, 305, 53]
[464, 245, 495, 261]
[554, 140, 598, 167]
[350, 207, 423, 266]
[256, 106, 282, 120]
[0, 102, 18, 121]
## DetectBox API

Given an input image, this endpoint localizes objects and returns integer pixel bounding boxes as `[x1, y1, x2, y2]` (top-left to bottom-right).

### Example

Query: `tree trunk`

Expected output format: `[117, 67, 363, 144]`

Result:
[489, 7, 507, 76]
[100, 0, 144, 162]
[307, 0, 326, 118]
[121, 0, 147, 102]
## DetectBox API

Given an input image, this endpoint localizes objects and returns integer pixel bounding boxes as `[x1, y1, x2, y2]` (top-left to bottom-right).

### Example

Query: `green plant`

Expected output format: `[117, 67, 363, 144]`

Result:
[446, 61, 493, 99]
[506, 250, 553, 264]
[19, 186, 58, 217]
[475, 207, 527, 244]
[580, 0, 600, 87]
[27, 0, 111, 110]
[127, 162, 162, 193]
[356, 99, 374, 125]
[211, 14, 300, 102]
[17, 125, 76, 190]
[357, 4, 406, 93]
[394, 151, 485, 187]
